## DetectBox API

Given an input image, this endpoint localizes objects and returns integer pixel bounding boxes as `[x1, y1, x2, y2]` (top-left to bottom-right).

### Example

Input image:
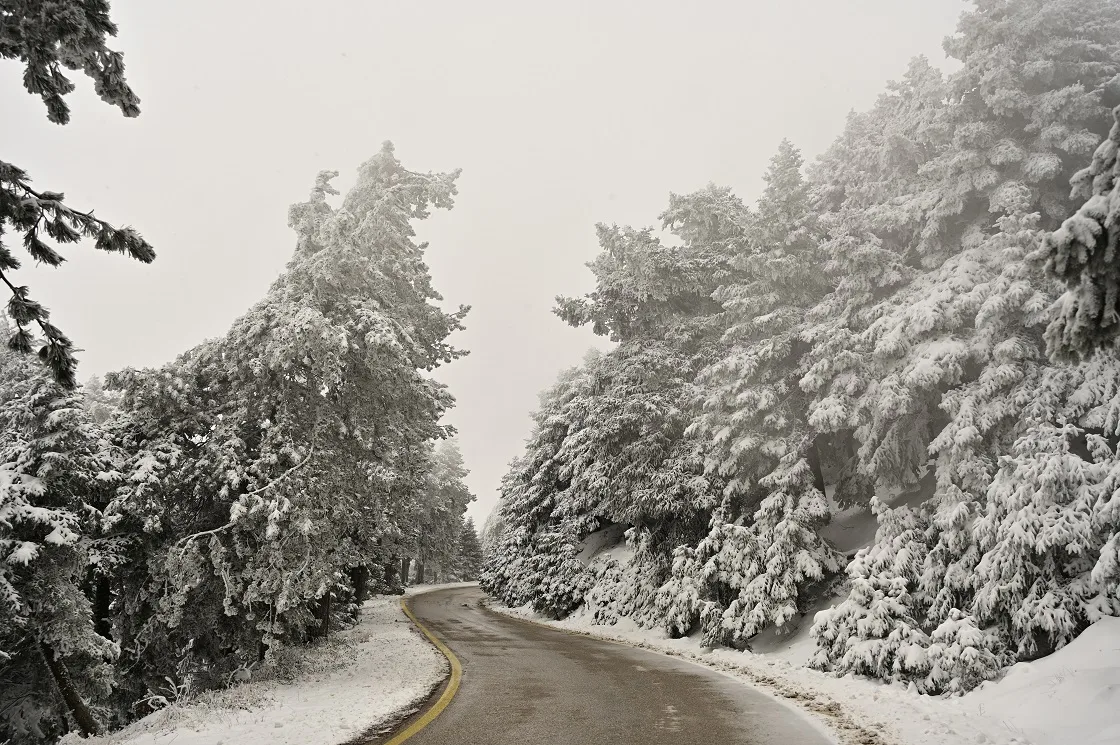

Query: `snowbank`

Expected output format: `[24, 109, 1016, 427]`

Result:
[489, 600, 1120, 745]
[68, 595, 447, 745]
[954, 616, 1120, 745]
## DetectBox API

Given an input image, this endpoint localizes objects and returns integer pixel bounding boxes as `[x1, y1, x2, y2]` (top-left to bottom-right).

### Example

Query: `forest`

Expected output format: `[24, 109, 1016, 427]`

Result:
[6, 0, 1120, 742]
[482, 0, 1120, 697]
[0, 8, 483, 740]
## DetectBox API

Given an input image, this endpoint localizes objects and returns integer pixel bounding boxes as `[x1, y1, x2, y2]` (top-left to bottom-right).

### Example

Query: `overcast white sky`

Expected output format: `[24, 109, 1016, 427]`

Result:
[4, 0, 968, 526]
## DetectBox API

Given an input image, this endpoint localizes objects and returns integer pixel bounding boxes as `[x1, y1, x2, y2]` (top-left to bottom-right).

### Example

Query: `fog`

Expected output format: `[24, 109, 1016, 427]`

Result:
[4, 0, 967, 525]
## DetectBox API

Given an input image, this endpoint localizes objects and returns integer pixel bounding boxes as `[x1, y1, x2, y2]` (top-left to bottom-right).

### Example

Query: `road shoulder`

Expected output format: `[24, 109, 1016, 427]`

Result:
[65, 595, 447, 745]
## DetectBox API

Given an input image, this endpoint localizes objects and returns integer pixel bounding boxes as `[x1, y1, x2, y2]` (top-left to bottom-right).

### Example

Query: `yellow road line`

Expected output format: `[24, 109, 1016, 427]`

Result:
[383, 596, 463, 745]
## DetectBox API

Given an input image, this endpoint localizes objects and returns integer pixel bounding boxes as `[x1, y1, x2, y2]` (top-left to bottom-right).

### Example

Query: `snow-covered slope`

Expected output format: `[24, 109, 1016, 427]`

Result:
[956, 616, 1120, 745]
[519, 516, 1120, 745]
[66, 595, 446, 745]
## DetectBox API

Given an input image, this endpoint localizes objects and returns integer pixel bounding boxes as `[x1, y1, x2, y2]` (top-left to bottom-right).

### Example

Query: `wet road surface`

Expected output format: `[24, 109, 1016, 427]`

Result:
[398, 585, 832, 745]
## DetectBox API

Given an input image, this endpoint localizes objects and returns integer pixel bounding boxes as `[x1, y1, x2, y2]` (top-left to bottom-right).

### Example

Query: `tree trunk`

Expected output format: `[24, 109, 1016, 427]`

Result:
[806, 439, 826, 497]
[383, 555, 399, 591]
[317, 590, 331, 639]
[401, 556, 412, 586]
[39, 641, 100, 737]
[349, 565, 370, 605]
[416, 561, 426, 584]
[93, 576, 112, 640]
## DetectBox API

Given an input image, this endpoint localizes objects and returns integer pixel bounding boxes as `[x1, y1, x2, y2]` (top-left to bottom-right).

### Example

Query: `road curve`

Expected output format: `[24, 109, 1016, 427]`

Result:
[395, 585, 832, 745]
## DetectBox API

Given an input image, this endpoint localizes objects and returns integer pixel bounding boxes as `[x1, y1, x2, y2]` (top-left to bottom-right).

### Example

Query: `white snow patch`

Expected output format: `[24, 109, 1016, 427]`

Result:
[951, 616, 1120, 745]
[577, 523, 629, 564]
[818, 503, 878, 556]
[820, 472, 933, 556]
[66, 595, 447, 745]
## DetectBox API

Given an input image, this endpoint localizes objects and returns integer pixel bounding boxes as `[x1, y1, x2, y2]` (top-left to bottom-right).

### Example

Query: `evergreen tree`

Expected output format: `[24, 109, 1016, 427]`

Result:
[1040, 106, 1120, 359]
[924, 609, 1002, 694]
[801, 58, 951, 505]
[1086, 426, 1120, 616]
[103, 143, 466, 695]
[973, 424, 1102, 658]
[480, 362, 595, 616]
[0, 344, 116, 742]
[811, 0, 1120, 679]
[656, 531, 726, 643]
[486, 185, 746, 621]
[484, 0, 1120, 695]
[2, 0, 141, 124]
[932, 0, 1120, 249]
[456, 518, 484, 581]
[411, 440, 473, 583]
[479, 506, 506, 555]
[810, 497, 935, 688]
[692, 141, 841, 643]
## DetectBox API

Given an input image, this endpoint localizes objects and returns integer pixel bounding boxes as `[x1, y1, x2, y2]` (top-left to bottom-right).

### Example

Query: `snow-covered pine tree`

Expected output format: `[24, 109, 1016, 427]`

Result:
[0, 343, 117, 742]
[481, 363, 591, 614]
[411, 440, 474, 583]
[1085, 428, 1120, 618]
[973, 424, 1101, 658]
[479, 504, 506, 556]
[716, 457, 837, 643]
[655, 522, 726, 642]
[931, 0, 1120, 260]
[924, 609, 1002, 694]
[910, 0, 1120, 635]
[580, 526, 665, 628]
[1040, 106, 1120, 359]
[691, 141, 841, 644]
[103, 144, 466, 695]
[456, 518, 484, 581]
[555, 189, 744, 538]
[805, 0, 1120, 504]
[801, 58, 951, 504]
[3, 0, 141, 124]
[914, 212, 1058, 628]
[810, 497, 934, 688]
[487, 186, 745, 621]
[809, 2, 1120, 687]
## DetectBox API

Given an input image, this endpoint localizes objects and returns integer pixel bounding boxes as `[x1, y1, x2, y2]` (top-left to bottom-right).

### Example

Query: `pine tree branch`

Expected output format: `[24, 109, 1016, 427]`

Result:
[0, 266, 77, 385]
[1, 158, 155, 386]
[173, 446, 317, 550]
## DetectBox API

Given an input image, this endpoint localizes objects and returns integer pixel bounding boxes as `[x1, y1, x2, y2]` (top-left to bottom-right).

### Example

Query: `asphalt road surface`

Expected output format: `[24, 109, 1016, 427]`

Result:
[399, 585, 832, 745]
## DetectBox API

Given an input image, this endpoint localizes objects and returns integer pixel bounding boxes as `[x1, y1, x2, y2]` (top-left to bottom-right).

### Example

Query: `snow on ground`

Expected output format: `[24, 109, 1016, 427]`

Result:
[67, 594, 447, 745]
[577, 523, 628, 563]
[489, 586, 1120, 745]
[957, 617, 1120, 745]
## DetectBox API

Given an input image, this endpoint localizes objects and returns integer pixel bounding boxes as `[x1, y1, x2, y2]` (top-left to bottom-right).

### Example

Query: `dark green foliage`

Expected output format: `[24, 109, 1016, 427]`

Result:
[0, 162, 154, 388]
[0, 343, 118, 742]
[1, 0, 152, 388]
[1, 0, 141, 124]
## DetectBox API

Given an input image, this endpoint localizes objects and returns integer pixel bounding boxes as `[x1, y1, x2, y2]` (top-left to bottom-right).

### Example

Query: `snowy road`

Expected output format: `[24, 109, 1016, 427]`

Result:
[397, 586, 831, 745]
